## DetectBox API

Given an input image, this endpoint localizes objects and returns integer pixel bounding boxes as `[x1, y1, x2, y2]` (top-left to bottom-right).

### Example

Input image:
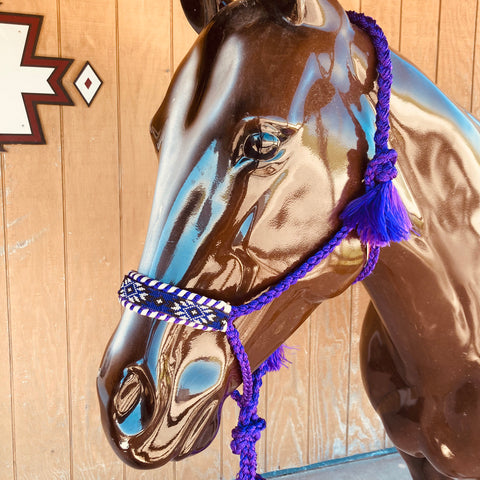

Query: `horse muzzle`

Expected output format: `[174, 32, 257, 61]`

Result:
[97, 310, 234, 468]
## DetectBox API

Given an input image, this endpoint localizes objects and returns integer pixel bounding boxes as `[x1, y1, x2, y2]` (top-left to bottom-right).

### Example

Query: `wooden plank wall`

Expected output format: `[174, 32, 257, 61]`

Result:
[0, 0, 478, 478]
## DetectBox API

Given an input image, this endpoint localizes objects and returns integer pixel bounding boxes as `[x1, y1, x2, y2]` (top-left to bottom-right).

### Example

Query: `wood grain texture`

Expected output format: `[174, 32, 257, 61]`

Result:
[472, 0, 480, 117]
[118, 0, 171, 276]
[2, 1, 70, 478]
[265, 323, 310, 472]
[361, 0, 402, 50]
[172, 0, 197, 70]
[385, 436, 395, 449]
[125, 466, 174, 480]
[2, 141, 70, 480]
[308, 292, 351, 463]
[436, 0, 477, 110]
[399, 0, 440, 81]
[0, 154, 14, 480]
[347, 284, 384, 455]
[340, 0, 360, 12]
[59, 0, 123, 477]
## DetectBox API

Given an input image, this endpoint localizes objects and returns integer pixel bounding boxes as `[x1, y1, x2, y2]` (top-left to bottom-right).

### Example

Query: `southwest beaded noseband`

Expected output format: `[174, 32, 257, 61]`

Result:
[118, 12, 411, 480]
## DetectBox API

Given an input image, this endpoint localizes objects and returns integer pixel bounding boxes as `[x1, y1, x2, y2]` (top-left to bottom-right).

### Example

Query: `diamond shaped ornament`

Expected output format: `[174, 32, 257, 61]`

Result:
[74, 62, 103, 106]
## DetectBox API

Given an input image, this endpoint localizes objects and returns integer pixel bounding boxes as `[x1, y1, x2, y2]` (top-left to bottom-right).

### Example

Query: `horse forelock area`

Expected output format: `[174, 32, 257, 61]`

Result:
[183, 0, 359, 130]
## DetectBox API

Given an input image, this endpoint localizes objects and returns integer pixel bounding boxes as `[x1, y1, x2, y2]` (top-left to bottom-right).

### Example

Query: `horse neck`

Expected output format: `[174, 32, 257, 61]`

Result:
[361, 53, 480, 382]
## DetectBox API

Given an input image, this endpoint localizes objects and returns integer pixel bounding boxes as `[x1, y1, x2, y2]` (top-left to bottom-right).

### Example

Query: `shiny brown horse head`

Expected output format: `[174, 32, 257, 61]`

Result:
[98, 0, 480, 477]
[98, 0, 373, 468]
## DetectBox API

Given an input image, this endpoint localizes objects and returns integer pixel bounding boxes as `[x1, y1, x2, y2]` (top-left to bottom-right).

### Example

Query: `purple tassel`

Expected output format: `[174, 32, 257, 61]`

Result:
[340, 180, 412, 247]
[263, 344, 290, 372]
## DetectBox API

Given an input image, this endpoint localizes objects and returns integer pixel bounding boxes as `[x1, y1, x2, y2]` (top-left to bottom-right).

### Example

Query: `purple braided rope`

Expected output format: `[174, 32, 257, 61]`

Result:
[341, 10, 412, 247]
[346, 11, 396, 188]
[230, 365, 268, 480]
[226, 323, 254, 408]
[354, 245, 380, 283]
[225, 224, 378, 479]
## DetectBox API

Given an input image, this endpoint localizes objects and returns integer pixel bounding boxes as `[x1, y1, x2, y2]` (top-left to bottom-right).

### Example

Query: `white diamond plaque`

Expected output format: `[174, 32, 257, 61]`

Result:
[74, 62, 102, 106]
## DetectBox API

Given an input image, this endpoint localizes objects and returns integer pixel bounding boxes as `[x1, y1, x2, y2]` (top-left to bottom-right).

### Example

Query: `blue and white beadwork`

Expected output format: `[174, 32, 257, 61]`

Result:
[118, 270, 231, 332]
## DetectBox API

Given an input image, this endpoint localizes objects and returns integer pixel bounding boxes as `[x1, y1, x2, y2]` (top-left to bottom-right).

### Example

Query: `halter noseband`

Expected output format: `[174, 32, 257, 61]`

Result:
[118, 12, 411, 480]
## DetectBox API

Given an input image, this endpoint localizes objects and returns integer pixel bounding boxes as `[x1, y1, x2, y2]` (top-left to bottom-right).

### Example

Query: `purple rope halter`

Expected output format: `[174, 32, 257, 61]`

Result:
[118, 12, 411, 480]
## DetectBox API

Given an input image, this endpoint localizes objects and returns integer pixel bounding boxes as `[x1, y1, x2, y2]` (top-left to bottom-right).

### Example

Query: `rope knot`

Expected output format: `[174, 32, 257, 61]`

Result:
[365, 148, 398, 186]
[230, 415, 266, 455]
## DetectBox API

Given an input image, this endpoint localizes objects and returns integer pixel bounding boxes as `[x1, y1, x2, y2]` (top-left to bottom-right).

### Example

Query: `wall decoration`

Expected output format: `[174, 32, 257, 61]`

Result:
[74, 61, 103, 107]
[0, 12, 73, 146]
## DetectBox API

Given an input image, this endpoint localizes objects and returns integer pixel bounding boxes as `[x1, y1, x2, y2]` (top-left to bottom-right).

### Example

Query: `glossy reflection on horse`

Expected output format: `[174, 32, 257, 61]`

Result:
[97, 0, 480, 478]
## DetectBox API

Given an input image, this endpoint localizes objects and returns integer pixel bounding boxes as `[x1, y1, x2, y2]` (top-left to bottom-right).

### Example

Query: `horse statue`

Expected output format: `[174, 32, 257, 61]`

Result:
[97, 0, 480, 478]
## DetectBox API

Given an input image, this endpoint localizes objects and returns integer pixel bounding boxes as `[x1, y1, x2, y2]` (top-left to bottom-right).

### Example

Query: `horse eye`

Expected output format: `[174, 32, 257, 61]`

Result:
[243, 132, 280, 160]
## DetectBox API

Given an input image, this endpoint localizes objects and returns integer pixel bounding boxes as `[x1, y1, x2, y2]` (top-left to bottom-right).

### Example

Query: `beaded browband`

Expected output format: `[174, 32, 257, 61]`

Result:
[118, 12, 411, 480]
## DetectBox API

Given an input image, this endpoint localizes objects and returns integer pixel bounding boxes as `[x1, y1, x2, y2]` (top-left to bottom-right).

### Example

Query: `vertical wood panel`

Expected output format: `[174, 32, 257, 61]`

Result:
[2, 1, 71, 478]
[3, 143, 70, 479]
[361, 0, 402, 50]
[59, 0, 123, 477]
[117, 0, 172, 274]
[266, 323, 309, 471]
[0, 153, 14, 480]
[347, 284, 384, 455]
[437, 0, 477, 110]
[172, 0, 197, 70]
[399, 0, 440, 81]
[221, 400, 246, 480]
[340, 0, 360, 12]
[308, 292, 351, 463]
[472, 0, 480, 117]
[117, 2, 174, 479]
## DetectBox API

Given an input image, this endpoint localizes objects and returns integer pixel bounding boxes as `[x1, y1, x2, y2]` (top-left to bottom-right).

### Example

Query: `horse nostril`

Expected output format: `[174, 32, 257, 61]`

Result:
[113, 365, 155, 436]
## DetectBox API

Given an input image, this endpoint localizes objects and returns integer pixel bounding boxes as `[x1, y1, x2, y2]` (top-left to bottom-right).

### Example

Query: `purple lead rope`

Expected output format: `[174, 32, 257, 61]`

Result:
[118, 12, 412, 480]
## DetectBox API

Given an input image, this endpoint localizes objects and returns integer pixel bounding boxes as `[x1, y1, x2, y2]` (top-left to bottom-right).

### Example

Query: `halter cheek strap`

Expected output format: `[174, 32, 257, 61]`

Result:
[117, 12, 411, 480]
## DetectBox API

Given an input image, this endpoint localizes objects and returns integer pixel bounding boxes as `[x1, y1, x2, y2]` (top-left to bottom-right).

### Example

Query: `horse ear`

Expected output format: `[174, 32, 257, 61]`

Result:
[273, 0, 306, 24]
[180, 0, 233, 33]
